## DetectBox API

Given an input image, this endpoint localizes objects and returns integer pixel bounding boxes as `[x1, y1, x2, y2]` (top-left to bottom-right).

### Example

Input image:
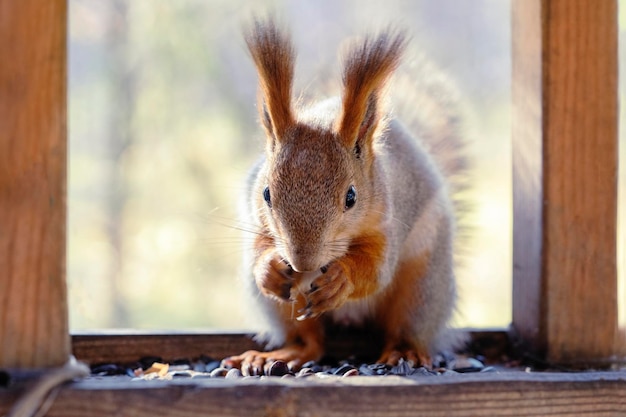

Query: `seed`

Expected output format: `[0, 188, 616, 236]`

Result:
[203, 360, 221, 373]
[209, 367, 229, 378]
[91, 364, 126, 376]
[0, 370, 11, 387]
[342, 369, 359, 377]
[138, 356, 163, 370]
[296, 367, 314, 378]
[267, 360, 290, 376]
[451, 357, 484, 373]
[333, 364, 356, 376]
[225, 368, 243, 379]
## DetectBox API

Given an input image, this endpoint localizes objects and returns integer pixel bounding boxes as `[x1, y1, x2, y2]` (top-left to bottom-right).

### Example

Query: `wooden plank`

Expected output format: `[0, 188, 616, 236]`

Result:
[70, 330, 509, 365]
[69, 330, 390, 365]
[542, 0, 619, 364]
[1, 371, 625, 416]
[511, 0, 620, 365]
[0, 0, 69, 368]
[71, 332, 262, 365]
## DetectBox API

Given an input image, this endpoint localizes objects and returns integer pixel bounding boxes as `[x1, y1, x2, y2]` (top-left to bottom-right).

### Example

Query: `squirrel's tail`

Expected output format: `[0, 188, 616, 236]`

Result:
[391, 56, 472, 350]
[390, 57, 472, 258]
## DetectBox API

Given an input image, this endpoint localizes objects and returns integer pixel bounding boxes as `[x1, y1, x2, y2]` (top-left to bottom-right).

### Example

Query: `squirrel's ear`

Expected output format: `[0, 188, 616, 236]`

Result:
[245, 19, 295, 142]
[336, 31, 406, 152]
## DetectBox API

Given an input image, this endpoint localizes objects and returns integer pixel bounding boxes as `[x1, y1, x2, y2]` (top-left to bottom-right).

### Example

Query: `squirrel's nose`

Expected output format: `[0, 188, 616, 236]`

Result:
[288, 259, 317, 273]
[287, 248, 321, 273]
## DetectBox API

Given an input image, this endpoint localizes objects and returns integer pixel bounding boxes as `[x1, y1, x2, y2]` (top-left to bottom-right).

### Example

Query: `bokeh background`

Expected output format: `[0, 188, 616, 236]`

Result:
[67, 0, 624, 331]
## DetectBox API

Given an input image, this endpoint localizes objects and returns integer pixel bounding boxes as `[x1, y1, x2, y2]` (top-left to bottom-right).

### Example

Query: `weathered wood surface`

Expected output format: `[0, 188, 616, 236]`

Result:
[72, 332, 261, 365]
[0, 0, 70, 368]
[1, 371, 625, 417]
[70, 330, 509, 365]
[511, 0, 621, 364]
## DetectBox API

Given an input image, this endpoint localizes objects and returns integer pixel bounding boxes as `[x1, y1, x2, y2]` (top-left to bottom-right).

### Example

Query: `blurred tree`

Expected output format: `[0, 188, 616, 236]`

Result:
[102, 0, 135, 327]
[68, 0, 521, 330]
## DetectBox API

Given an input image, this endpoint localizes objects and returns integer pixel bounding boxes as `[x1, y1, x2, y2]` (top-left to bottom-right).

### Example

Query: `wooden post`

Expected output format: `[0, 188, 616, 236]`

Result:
[0, 0, 70, 368]
[512, 0, 620, 365]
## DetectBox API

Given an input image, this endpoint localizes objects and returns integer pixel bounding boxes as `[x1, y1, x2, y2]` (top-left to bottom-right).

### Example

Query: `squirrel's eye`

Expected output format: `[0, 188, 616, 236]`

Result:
[263, 186, 272, 208]
[345, 185, 357, 210]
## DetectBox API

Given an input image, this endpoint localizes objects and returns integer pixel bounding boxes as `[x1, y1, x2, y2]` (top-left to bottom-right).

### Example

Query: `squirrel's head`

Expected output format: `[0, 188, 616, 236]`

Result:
[260, 123, 368, 272]
[246, 19, 405, 272]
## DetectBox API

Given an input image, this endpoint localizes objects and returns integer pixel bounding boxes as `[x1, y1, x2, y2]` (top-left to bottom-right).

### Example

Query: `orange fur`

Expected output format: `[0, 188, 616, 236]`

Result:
[244, 20, 295, 139]
[376, 250, 432, 366]
[336, 31, 406, 148]
[303, 230, 386, 317]
[224, 295, 324, 375]
[338, 231, 387, 299]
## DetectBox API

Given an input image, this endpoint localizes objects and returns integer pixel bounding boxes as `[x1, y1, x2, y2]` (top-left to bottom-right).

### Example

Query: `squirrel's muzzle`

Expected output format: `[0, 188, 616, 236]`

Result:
[285, 245, 324, 273]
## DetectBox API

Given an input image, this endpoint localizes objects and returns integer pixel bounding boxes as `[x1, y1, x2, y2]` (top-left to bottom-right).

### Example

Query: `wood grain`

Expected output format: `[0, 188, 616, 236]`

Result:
[543, 0, 619, 363]
[0, 0, 69, 368]
[71, 332, 262, 365]
[512, 0, 620, 365]
[70, 330, 507, 365]
[1, 371, 625, 416]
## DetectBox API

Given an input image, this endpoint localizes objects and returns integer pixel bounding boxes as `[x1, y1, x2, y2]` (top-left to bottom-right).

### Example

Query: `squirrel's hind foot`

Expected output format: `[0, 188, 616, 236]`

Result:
[221, 344, 322, 376]
[377, 346, 432, 368]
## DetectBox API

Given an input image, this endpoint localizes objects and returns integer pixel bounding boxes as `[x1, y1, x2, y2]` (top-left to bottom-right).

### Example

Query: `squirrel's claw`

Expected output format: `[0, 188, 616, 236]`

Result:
[377, 347, 432, 369]
[296, 301, 314, 321]
[302, 263, 354, 317]
[296, 311, 312, 321]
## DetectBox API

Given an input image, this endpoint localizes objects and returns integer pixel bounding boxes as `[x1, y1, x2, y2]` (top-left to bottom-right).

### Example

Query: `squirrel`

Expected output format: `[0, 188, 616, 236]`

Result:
[222, 18, 468, 376]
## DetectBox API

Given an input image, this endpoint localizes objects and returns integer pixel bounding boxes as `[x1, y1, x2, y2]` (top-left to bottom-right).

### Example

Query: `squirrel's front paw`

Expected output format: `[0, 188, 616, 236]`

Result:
[254, 254, 294, 302]
[297, 262, 353, 320]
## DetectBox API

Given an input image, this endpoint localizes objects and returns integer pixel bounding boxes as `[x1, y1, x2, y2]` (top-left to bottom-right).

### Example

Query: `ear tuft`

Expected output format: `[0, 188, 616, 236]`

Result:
[336, 30, 407, 150]
[245, 18, 296, 140]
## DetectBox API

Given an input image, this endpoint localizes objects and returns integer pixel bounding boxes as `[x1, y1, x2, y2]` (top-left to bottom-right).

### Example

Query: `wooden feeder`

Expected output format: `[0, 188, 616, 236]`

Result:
[1, 0, 625, 415]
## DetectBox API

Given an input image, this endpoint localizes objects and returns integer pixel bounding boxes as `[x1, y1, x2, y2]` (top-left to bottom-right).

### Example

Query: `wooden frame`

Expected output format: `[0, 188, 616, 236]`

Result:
[1, 368, 625, 416]
[0, 0, 70, 369]
[1, 0, 624, 415]
[511, 0, 622, 366]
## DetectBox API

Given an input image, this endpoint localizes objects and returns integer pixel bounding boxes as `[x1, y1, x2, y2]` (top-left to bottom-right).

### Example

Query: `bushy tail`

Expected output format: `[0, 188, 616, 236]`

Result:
[390, 57, 472, 256]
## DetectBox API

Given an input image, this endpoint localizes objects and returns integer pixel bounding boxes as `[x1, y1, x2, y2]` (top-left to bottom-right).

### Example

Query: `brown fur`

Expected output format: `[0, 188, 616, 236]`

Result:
[223, 19, 465, 375]
[336, 31, 407, 148]
[376, 249, 432, 365]
[244, 20, 295, 140]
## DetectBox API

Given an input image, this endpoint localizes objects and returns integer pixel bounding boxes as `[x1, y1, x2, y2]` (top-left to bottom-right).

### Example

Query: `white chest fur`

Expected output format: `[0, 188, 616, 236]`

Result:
[330, 298, 374, 326]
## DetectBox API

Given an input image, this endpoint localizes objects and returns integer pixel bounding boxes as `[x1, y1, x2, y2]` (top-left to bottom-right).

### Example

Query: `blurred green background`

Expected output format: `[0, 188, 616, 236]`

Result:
[67, 0, 624, 330]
